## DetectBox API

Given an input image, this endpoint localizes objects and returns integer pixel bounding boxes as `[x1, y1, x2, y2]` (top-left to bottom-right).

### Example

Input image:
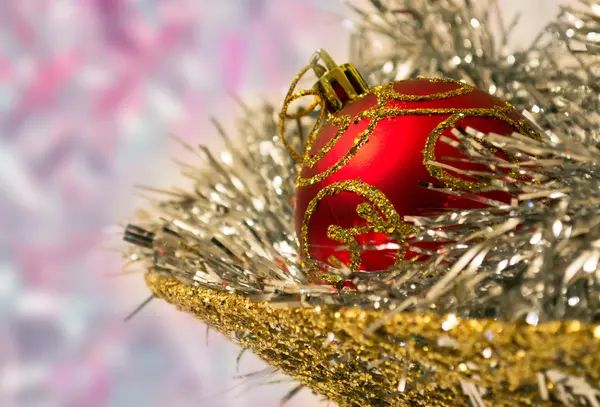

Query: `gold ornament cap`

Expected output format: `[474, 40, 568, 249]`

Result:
[311, 49, 369, 112]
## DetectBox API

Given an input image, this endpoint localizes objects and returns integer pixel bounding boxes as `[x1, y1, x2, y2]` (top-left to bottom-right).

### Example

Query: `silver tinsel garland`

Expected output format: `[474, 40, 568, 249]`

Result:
[123, 1, 600, 405]
[352, 0, 599, 133]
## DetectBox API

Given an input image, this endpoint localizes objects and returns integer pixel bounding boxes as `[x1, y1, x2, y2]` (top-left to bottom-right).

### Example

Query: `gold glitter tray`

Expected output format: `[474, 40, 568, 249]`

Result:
[147, 273, 600, 406]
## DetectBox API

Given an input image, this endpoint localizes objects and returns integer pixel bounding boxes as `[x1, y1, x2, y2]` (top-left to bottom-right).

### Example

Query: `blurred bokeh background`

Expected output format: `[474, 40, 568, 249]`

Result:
[0, 1, 568, 406]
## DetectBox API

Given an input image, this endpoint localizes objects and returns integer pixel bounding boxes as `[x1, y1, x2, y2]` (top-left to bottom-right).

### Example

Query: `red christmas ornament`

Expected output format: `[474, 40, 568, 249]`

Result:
[281, 50, 538, 274]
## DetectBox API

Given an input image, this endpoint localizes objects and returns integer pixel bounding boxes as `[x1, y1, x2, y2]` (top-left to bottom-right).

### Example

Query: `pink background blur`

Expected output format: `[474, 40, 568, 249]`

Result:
[0, 1, 565, 406]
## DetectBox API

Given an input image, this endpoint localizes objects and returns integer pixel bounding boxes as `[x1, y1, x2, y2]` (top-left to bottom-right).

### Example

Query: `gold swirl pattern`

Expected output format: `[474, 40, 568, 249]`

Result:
[299, 80, 475, 169]
[296, 78, 539, 188]
[301, 180, 416, 271]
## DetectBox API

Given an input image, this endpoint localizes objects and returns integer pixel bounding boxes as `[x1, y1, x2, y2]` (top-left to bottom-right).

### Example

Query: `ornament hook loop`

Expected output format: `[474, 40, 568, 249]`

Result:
[278, 63, 327, 164]
[278, 49, 369, 164]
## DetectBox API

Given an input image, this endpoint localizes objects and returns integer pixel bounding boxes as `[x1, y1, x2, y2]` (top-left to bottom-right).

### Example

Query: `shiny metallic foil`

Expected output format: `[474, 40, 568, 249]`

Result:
[124, 1, 600, 405]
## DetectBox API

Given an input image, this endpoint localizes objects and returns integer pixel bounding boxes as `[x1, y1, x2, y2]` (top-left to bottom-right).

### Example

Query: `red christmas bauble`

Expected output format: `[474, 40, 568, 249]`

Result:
[294, 77, 537, 273]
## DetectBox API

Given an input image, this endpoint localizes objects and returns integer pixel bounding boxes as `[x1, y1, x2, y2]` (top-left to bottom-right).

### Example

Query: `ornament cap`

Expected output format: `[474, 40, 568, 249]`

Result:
[311, 49, 369, 112]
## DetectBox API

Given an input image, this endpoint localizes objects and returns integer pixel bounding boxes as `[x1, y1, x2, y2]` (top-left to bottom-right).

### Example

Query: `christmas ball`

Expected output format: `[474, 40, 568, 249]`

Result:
[292, 54, 538, 273]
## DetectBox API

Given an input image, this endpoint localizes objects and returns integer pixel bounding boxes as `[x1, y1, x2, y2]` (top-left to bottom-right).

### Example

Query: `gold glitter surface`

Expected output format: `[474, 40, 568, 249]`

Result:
[147, 273, 600, 407]
[300, 180, 416, 271]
